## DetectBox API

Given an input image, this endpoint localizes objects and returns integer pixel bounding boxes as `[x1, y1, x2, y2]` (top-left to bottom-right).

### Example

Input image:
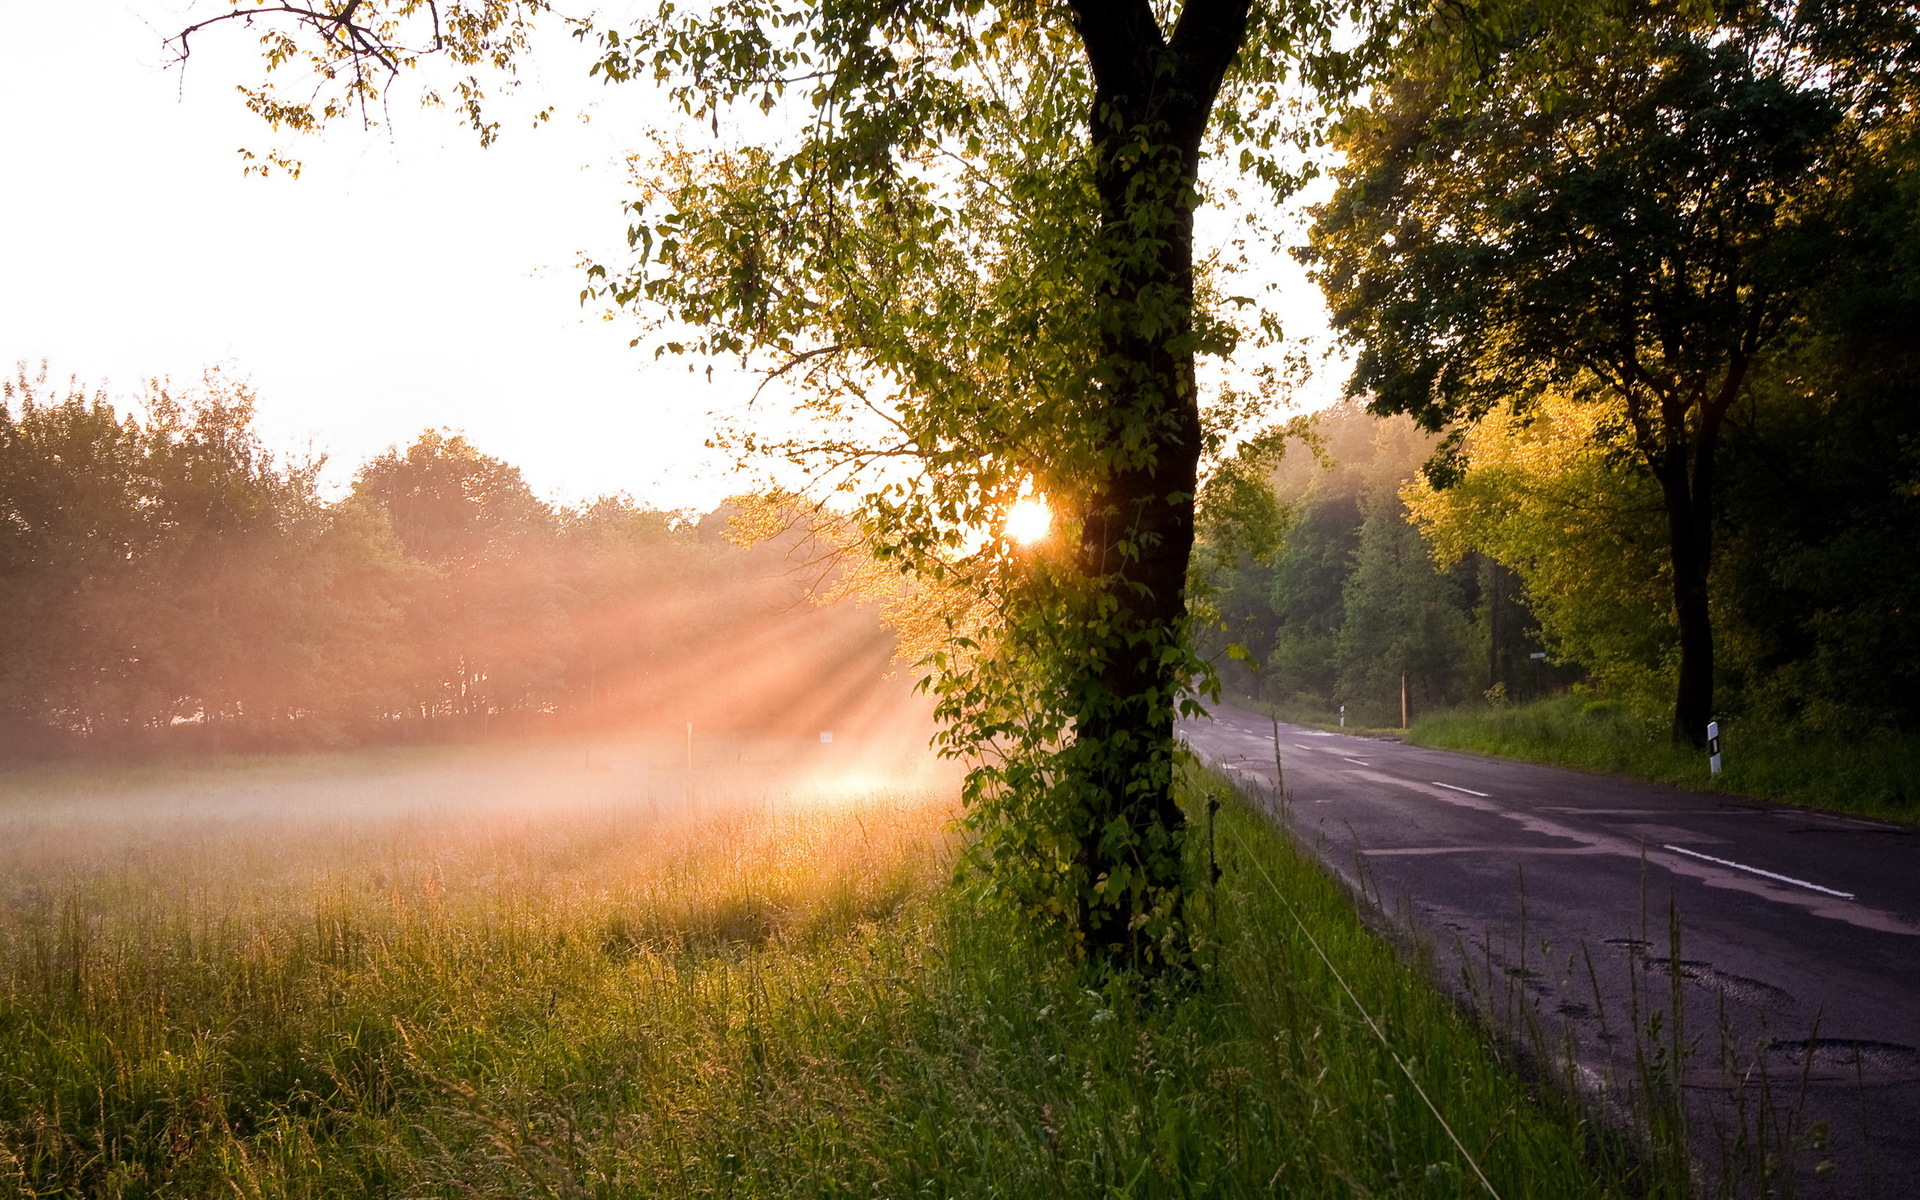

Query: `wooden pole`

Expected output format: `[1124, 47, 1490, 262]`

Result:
[1401, 674, 1409, 730]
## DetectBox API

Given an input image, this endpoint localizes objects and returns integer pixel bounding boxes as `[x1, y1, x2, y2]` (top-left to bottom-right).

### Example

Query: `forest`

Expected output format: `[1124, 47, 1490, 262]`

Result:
[1208, 320, 1920, 741]
[0, 367, 900, 759]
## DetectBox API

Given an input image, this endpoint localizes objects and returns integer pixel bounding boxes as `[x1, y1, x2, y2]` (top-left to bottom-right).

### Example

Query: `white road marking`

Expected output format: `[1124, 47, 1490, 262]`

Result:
[1341, 757, 1371, 766]
[1199, 730, 1919, 935]
[1546, 807, 1771, 816]
[1363, 845, 1603, 857]
[1294, 743, 1318, 751]
[1432, 781, 1491, 798]
[1660, 844, 1856, 900]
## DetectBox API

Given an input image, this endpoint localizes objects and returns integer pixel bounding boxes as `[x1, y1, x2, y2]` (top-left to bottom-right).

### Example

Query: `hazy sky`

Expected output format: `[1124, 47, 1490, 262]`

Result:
[2, 2, 1339, 511]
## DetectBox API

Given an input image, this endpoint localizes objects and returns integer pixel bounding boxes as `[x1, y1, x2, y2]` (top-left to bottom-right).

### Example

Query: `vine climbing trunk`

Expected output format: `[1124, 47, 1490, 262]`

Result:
[1063, 0, 1251, 967]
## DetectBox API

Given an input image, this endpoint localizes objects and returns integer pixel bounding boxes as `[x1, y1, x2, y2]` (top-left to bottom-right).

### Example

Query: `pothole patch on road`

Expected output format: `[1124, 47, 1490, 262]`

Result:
[1638, 957, 1797, 1009]
[1602, 940, 1797, 1010]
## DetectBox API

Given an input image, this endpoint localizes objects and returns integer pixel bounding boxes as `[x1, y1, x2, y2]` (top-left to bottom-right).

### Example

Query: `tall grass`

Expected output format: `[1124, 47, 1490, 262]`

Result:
[1408, 694, 1920, 823]
[0, 743, 1671, 1198]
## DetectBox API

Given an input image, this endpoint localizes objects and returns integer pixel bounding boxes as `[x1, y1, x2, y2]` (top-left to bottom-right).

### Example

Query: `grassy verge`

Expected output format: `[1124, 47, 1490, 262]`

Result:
[0, 746, 1670, 1198]
[1405, 693, 1920, 823]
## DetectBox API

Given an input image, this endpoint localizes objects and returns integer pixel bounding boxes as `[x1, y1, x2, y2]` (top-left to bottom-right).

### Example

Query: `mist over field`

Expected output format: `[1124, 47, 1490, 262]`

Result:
[0, 722, 974, 1195]
[0, 370, 939, 764]
[0, 724, 956, 906]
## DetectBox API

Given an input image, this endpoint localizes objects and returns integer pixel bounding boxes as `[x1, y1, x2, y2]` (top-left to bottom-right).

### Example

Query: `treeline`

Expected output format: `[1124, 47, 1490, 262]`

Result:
[1209, 406, 1558, 728]
[0, 369, 896, 758]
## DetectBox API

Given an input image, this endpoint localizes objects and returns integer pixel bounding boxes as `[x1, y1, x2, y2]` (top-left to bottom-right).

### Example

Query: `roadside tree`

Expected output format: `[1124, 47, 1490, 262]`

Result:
[1304, 0, 1901, 745]
[173, 0, 1359, 969]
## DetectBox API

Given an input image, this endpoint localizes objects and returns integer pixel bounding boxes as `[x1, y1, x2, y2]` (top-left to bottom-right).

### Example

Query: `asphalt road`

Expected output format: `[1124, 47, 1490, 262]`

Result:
[1181, 700, 1920, 1199]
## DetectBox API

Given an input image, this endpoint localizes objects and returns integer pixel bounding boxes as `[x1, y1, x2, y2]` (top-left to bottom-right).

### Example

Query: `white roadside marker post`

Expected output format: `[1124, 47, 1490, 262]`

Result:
[1707, 720, 1723, 776]
[1339, 705, 1345, 729]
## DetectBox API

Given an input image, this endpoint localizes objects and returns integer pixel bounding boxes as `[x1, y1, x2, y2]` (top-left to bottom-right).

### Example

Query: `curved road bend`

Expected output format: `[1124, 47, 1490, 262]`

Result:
[1180, 700, 1920, 1199]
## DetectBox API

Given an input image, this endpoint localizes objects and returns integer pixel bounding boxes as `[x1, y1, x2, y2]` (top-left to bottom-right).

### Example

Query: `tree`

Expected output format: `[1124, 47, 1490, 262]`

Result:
[610, 0, 1368, 967]
[353, 430, 566, 721]
[1336, 487, 1475, 723]
[1404, 393, 1680, 710]
[1305, 0, 1901, 744]
[176, 0, 1359, 968]
[0, 370, 150, 743]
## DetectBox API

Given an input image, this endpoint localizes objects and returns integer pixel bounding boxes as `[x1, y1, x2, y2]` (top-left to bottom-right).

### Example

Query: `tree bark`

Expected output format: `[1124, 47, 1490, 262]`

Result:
[1652, 412, 1722, 748]
[1063, 0, 1250, 961]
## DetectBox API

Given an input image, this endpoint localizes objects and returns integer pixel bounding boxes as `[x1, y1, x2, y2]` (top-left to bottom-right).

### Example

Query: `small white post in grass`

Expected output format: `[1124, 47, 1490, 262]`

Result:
[1339, 705, 1345, 729]
[1707, 719, 1723, 776]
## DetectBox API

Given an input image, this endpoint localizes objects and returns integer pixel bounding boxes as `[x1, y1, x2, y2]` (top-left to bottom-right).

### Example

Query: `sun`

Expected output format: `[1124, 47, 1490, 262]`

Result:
[1005, 497, 1053, 546]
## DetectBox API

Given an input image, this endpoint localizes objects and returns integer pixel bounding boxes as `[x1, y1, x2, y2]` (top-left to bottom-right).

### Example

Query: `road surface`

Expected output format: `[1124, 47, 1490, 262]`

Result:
[1181, 701, 1920, 1198]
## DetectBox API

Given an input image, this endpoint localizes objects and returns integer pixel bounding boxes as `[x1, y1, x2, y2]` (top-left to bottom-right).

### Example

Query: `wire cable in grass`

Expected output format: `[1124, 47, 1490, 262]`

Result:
[1226, 820, 1505, 1200]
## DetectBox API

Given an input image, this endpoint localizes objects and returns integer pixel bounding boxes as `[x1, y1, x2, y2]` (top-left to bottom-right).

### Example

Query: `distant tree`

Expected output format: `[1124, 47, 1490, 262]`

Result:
[1336, 489, 1475, 724]
[293, 497, 426, 738]
[0, 370, 149, 742]
[353, 430, 565, 721]
[1305, 0, 1904, 744]
[0, 368, 921, 755]
[1261, 494, 1362, 706]
[0, 368, 420, 749]
[354, 430, 552, 565]
[1197, 403, 1493, 720]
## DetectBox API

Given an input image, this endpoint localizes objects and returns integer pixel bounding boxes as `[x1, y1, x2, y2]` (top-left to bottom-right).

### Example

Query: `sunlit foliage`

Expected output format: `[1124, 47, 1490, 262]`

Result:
[1403, 394, 1678, 712]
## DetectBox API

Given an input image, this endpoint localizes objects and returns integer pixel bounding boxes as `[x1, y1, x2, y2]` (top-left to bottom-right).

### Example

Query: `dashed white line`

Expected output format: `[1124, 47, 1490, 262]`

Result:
[1341, 756, 1372, 766]
[1660, 844, 1856, 900]
[1431, 781, 1491, 798]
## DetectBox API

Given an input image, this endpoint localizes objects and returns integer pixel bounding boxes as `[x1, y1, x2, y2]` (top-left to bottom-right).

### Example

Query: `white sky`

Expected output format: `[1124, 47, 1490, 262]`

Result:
[1, 1, 1340, 512]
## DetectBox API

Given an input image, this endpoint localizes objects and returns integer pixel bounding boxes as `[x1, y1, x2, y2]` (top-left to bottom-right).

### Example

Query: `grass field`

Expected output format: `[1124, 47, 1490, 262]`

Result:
[1404, 694, 1920, 824]
[0, 737, 1678, 1198]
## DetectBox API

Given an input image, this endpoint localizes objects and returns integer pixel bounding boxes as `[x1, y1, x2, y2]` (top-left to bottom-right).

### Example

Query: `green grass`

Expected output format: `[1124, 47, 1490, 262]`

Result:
[0, 743, 1674, 1198]
[1406, 694, 1920, 824]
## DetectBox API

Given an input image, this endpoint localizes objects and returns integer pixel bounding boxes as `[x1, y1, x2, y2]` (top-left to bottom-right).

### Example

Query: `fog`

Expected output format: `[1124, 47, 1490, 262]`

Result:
[0, 683, 958, 938]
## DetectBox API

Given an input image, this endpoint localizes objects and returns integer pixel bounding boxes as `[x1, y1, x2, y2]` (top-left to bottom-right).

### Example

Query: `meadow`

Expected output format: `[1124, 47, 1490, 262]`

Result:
[0, 735, 1677, 1198]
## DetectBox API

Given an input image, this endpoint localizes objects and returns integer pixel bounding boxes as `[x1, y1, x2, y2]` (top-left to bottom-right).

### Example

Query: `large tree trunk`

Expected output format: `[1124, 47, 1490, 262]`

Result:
[1665, 495, 1715, 747]
[1654, 422, 1721, 748]
[1064, 0, 1249, 964]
